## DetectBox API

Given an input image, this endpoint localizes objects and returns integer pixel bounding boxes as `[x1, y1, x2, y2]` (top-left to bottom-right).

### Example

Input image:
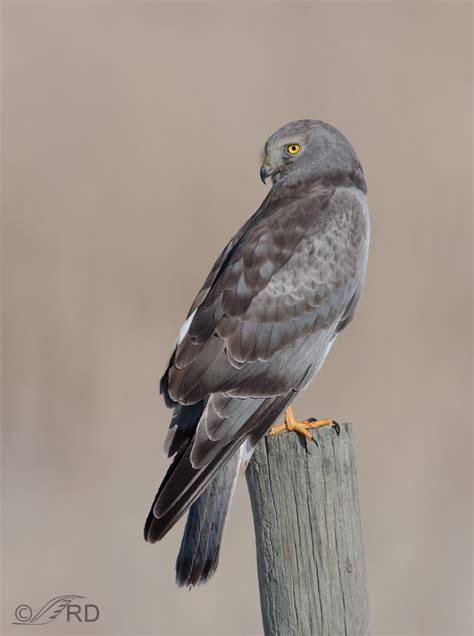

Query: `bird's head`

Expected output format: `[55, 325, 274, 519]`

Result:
[260, 119, 365, 191]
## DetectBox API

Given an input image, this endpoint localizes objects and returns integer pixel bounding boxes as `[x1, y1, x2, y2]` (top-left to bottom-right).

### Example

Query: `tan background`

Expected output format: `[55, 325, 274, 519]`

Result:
[2, 2, 472, 635]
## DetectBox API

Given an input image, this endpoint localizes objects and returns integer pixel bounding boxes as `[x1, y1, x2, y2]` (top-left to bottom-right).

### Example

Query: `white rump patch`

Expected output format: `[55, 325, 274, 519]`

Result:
[177, 309, 197, 344]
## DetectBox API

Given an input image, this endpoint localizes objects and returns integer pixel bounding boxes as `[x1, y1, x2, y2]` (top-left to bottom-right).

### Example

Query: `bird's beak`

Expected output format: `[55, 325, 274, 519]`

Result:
[260, 160, 272, 184]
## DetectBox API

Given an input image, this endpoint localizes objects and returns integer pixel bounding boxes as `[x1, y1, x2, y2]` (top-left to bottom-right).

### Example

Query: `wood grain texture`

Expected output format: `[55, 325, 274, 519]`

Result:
[246, 423, 370, 636]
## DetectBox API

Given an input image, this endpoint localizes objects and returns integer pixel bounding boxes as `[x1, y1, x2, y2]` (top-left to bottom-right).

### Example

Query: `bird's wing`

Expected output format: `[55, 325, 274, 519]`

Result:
[184, 187, 279, 318]
[164, 183, 369, 405]
[146, 184, 369, 542]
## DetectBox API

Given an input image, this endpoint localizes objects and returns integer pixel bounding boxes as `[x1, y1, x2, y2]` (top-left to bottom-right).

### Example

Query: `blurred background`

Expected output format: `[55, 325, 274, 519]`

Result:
[2, 2, 472, 635]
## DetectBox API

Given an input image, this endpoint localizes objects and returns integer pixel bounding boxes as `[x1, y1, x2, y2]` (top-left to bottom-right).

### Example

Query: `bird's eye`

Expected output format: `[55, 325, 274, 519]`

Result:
[287, 143, 300, 155]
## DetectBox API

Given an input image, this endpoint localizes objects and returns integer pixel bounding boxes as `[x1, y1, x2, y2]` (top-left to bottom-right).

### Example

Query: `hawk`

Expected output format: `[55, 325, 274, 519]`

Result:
[144, 120, 370, 587]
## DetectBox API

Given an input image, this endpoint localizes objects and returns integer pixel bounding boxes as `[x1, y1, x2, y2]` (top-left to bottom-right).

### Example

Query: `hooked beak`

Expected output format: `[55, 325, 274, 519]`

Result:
[260, 163, 272, 184]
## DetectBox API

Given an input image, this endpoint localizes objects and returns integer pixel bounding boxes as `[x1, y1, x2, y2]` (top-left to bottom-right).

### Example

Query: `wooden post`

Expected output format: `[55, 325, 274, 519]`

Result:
[245, 422, 370, 636]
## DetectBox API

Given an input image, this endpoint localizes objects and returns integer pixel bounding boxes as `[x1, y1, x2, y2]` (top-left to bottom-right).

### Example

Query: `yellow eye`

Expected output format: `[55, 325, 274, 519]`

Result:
[287, 143, 300, 155]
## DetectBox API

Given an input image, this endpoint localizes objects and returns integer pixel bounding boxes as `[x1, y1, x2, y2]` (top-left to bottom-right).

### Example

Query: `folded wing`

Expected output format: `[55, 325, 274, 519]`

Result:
[145, 183, 369, 543]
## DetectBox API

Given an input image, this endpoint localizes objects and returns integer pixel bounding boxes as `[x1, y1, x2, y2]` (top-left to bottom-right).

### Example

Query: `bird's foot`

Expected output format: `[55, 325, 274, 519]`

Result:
[269, 406, 339, 440]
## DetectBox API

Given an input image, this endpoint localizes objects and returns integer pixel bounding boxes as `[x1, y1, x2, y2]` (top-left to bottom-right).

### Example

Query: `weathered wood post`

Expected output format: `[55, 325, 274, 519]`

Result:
[246, 422, 370, 636]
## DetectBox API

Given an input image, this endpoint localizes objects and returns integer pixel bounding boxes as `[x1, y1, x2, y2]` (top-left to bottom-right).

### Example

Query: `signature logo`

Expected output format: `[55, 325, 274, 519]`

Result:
[13, 595, 99, 626]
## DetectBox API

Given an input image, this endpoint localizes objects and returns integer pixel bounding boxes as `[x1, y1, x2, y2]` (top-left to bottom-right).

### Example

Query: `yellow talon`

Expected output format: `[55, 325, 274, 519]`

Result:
[269, 406, 334, 440]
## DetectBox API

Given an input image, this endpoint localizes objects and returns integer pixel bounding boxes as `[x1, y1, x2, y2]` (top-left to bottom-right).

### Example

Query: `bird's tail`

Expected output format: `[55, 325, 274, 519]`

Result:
[175, 447, 242, 587]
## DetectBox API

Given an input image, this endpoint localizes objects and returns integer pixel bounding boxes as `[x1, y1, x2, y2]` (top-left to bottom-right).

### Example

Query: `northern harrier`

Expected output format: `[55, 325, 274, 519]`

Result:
[144, 120, 370, 587]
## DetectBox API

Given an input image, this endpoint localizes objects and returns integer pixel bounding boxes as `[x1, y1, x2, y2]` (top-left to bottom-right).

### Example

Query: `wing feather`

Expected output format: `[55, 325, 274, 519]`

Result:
[149, 181, 369, 542]
[164, 184, 368, 406]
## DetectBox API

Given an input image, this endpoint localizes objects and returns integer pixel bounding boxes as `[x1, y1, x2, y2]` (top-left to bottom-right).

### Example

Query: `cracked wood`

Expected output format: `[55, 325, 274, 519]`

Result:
[246, 422, 370, 636]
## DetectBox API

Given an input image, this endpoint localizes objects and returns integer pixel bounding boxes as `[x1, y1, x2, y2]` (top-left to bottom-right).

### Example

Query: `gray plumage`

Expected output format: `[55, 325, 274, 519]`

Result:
[175, 450, 240, 587]
[144, 119, 370, 587]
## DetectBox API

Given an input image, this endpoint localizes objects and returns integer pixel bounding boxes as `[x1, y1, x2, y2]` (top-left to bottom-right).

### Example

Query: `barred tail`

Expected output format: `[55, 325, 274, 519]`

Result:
[175, 449, 241, 587]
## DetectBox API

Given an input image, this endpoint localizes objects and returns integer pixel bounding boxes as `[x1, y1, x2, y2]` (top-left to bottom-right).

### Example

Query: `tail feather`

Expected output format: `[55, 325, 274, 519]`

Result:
[145, 394, 293, 544]
[144, 392, 296, 584]
[175, 448, 241, 587]
[144, 435, 240, 543]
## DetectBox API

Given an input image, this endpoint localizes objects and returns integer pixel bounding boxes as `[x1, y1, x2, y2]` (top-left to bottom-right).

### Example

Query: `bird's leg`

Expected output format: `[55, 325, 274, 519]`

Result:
[269, 406, 338, 440]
